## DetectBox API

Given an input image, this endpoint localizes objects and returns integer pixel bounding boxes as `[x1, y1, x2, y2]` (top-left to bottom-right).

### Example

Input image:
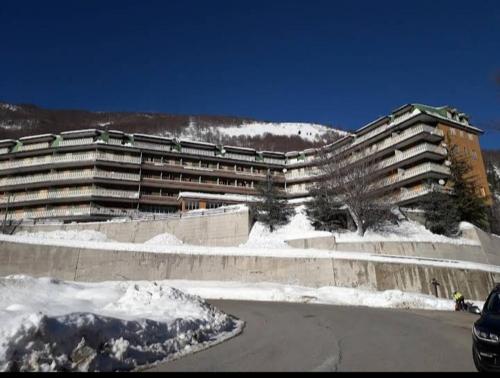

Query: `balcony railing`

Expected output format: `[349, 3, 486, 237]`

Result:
[0, 187, 139, 205]
[352, 109, 420, 147]
[283, 126, 445, 180]
[0, 168, 140, 187]
[7, 205, 139, 220]
[349, 125, 443, 164]
[18, 142, 51, 152]
[58, 137, 95, 147]
[0, 170, 94, 187]
[376, 143, 447, 171]
[387, 184, 453, 204]
[93, 169, 141, 181]
[0, 151, 141, 171]
[377, 162, 450, 188]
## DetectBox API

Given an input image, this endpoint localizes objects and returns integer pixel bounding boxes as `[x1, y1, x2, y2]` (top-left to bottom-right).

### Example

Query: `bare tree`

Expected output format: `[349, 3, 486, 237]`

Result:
[310, 147, 393, 236]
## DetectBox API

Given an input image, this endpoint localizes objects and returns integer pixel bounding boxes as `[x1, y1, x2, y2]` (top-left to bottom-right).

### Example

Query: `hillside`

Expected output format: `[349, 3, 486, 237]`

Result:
[0, 102, 349, 152]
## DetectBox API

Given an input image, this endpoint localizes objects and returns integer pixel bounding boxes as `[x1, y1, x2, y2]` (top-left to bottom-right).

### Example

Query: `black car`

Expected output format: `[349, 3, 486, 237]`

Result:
[472, 284, 500, 372]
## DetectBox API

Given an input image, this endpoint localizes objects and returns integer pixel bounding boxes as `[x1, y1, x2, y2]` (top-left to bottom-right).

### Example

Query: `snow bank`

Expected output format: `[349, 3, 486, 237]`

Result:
[144, 233, 183, 246]
[0, 276, 243, 372]
[241, 206, 331, 248]
[242, 205, 478, 247]
[157, 280, 486, 312]
[325, 220, 479, 245]
[15, 230, 113, 243]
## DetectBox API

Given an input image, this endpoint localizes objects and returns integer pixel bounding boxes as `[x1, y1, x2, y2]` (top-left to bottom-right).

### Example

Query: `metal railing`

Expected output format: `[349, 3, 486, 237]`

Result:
[378, 162, 451, 188]
[0, 151, 141, 171]
[0, 168, 140, 187]
[387, 184, 453, 203]
[376, 143, 447, 170]
[0, 187, 139, 205]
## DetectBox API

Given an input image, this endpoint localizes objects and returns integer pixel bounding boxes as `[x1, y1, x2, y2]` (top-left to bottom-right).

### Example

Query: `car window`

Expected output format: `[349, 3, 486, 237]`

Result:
[485, 293, 500, 313]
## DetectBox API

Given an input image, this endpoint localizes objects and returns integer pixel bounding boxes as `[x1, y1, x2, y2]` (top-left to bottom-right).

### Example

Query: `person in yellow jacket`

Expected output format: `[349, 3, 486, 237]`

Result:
[453, 291, 465, 311]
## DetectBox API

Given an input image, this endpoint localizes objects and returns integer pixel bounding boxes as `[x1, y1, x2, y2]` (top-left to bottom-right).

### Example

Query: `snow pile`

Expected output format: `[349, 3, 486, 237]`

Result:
[242, 205, 477, 248]
[161, 280, 485, 312]
[144, 233, 183, 246]
[0, 276, 243, 372]
[324, 220, 480, 245]
[241, 206, 331, 248]
[15, 230, 113, 243]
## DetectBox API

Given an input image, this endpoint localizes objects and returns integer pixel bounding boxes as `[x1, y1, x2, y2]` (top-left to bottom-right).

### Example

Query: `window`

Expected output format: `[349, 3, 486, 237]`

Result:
[485, 293, 500, 314]
[472, 150, 477, 160]
[186, 201, 199, 210]
[459, 130, 464, 137]
[480, 187, 486, 197]
[468, 133, 474, 141]
[450, 128, 456, 136]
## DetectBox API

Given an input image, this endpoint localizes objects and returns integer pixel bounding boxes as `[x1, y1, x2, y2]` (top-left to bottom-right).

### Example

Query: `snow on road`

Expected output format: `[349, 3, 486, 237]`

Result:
[0, 276, 243, 372]
[161, 279, 486, 311]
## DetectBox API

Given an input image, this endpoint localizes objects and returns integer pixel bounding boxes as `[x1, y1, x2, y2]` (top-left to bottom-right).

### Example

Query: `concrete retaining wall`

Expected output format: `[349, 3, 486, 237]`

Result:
[286, 228, 500, 267]
[1, 240, 499, 300]
[15, 209, 251, 247]
[286, 238, 489, 263]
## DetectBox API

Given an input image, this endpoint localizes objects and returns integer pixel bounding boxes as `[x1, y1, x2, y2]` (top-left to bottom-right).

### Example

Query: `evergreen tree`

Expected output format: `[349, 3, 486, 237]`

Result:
[252, 174, 293, 232]
[305, 184, 351, 231]
[447, 144, 489, 230]
[421, 191, 461, 236]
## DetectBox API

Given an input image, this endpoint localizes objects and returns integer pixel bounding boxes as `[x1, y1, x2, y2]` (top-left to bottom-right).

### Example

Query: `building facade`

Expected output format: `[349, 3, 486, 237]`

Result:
[0, 104, 491, 223]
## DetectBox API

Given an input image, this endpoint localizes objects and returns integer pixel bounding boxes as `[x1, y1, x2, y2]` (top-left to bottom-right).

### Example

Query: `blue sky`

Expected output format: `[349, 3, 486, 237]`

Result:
[0, 0, 499, 148]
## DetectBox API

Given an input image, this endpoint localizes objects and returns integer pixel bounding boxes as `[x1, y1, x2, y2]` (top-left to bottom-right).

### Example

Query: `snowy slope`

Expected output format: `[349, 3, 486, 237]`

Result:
[0, 102, 348, 148]
[160, 119, 348, 145]
[0, 276, 243, 372]
[202, 122, 349, 142]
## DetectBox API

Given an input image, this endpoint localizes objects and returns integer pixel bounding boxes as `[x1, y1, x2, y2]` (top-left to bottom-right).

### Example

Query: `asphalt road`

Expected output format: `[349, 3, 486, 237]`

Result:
[146, 300, 479, 372]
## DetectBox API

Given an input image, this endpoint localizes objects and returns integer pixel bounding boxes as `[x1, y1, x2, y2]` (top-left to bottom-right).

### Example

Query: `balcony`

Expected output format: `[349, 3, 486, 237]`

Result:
[0, 187, 139, 205]
[387, 184, 454, 204]
[376, 143, 447, 171]
[18, 142, 51, 152]
[8, 205, 140, 220]
[0, 170, 94, 187]
[142, 159, 269, 179]
[282, 124, 444, 176]
[348, 125, 444, 164]
[352, 109, 421, 147]
[58, 137, 95, 147]
[93, 169, 141, 182]
[377, 162, 451, 189]
[0, 168, 140, 188]
[0, 151, 141, 172]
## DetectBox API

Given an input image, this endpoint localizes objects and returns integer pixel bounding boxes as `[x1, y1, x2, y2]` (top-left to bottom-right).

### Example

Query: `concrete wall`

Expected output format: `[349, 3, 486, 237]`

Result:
[1, 240, 499, 300]
[286, 226, 500, 267]
[15, 209, 251, 247]
[461, 226, 500, 266]
[286, 238, 489, 263]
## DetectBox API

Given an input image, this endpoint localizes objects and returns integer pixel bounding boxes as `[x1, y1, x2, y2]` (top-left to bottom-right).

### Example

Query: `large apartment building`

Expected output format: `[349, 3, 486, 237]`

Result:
[0, 104, 491, 223]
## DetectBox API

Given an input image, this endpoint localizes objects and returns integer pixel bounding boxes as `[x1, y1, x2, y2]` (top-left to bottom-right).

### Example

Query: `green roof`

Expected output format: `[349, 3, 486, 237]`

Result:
[412, 104, 450, 118]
